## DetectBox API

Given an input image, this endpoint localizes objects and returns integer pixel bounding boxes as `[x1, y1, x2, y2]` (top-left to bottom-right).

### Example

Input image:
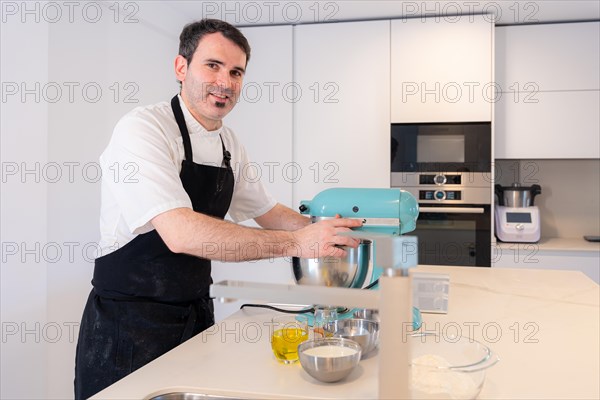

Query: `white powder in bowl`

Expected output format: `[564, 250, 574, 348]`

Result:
[303, 345, 359, 357]
[411, 354, 478, 400]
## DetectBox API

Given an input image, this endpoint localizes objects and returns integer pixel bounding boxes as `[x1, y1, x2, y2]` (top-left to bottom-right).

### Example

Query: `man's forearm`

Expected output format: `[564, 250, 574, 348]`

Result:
[152, 207, 298, 262]
[254, 203, 311, 231]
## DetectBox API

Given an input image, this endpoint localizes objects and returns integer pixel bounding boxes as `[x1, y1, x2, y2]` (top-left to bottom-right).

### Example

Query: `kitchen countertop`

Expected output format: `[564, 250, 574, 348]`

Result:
[495, 237, 600, 252]
[93, 266, 600, 400]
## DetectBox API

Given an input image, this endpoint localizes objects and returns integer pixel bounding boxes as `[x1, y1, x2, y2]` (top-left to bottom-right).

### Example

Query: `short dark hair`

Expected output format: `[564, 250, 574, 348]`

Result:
[179, 19, 251, 66]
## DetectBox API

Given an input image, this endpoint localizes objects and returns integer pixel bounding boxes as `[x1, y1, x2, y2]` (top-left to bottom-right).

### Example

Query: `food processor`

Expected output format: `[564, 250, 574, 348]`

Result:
[292, 188, 421, 329]
[495, 183, 542, 243]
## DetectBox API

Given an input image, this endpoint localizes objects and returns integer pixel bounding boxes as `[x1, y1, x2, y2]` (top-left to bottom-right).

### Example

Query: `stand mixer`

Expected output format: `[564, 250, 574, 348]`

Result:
[291, 188, 421, 328]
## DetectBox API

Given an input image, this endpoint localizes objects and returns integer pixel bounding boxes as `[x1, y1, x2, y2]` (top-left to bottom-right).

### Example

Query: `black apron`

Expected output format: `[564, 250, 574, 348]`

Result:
[74, 96, 235, 399]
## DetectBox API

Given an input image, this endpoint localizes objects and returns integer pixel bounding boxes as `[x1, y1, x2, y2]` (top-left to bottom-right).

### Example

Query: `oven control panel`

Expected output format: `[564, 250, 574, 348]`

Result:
[419, 174, 462, 185]
[392, 172, 491, 205]
[420, 190, 462, 201]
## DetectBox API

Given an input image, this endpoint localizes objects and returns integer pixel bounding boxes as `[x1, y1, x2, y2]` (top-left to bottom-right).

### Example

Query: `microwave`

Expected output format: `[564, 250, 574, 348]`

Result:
[391, 122, 491, 173]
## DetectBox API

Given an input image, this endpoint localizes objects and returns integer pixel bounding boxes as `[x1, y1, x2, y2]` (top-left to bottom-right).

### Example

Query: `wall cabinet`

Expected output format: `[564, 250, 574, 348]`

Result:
[495, 22, 600, 159]
[213, 25, 295, 321]
[293, 20, 391, 206]
[391, 15, 493, 123]
[495, 22, 600, 92]
[495, 90, 600, 158]
[226, 25, 294, 208]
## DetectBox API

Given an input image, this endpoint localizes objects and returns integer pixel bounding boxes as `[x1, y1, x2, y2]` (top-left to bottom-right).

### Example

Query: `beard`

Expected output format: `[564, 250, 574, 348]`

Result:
[182, 79, 236, 128]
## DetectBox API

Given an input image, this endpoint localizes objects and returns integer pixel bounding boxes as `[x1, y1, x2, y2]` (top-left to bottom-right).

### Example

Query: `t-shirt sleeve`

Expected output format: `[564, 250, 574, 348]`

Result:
[227, 142, 277, 223]
[99, 113, 192, 234]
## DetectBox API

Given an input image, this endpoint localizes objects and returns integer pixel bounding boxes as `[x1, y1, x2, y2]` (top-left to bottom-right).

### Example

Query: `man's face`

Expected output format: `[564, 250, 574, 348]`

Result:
[175, 32, 246, 130]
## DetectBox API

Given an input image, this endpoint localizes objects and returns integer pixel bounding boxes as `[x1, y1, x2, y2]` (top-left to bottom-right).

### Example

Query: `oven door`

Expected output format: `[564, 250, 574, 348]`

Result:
[414, 205, 491, 267]
[391, 122, 491, 172]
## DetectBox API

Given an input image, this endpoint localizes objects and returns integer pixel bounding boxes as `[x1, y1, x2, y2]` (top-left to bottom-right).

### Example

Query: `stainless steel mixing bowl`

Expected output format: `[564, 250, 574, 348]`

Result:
[353, 308, 380, 322]
[292, 240, 371, 288]
[324, 318, 379, 356]
[298, 337, 362, 383]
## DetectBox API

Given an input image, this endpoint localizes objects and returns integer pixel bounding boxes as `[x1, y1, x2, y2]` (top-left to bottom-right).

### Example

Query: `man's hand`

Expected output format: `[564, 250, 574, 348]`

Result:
[152, 207, 362, 262]
[290, 217, 363, 259]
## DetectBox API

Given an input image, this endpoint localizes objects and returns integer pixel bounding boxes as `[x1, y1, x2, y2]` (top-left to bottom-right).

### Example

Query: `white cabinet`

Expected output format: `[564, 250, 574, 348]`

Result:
[493, 241, 600, 284]
[495, 22, 600, 159]
[226, 25, 294, 208]
[213, 25, 295, 321]
[495, 90, 600, 159]
[496, 22, 600, 92]
[293, 20, 391, 206]
[391, 15, 493, 123]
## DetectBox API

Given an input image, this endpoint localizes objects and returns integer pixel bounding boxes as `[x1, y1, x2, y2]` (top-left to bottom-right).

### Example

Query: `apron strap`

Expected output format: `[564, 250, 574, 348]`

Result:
[219, 134, 231, 169]
[171, 95, 232, 170]
[215, 134, 232, 193]
[171, 95, 193, 162]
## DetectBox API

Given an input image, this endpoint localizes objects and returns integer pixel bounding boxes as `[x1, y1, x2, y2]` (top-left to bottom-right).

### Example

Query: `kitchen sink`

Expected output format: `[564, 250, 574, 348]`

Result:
[148, 393, 243, 400]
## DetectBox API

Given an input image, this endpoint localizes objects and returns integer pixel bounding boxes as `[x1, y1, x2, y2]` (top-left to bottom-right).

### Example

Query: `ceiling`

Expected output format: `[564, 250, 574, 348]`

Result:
[160, 1, 600, 27]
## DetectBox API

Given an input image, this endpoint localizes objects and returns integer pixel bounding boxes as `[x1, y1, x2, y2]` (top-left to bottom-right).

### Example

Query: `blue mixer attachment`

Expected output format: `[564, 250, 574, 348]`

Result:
[300, 307, 422, 331]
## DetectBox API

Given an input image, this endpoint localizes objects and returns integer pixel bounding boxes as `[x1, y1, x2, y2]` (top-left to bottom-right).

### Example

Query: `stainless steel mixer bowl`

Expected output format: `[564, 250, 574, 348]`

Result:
[503, 190, 533, 208]
[353, 308, 380, 322]
[496, 183, 541, 208]
[324, 318, 379, 356]
[292, 240, 371, 288]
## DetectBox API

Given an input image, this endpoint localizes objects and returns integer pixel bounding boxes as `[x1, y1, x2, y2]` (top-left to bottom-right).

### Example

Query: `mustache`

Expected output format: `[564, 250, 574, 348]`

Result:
[205, 84, 236, 98]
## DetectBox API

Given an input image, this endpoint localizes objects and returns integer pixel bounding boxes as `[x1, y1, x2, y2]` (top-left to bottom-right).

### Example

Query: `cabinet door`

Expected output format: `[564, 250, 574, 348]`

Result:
[294, 20, 391, 206]
[494, 22, 600, 159]
[212, 25, 294, 321]
[391, 15, 493, 123]
[493, 247, 599, 284]
[225, 25, 293, 208]
[495, 90, 600, 159]
[496, 22, 600, 92]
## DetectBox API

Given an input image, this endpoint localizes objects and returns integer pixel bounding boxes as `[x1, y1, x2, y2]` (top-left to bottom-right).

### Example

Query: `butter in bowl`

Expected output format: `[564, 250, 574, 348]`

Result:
[297, 338, 362, 383]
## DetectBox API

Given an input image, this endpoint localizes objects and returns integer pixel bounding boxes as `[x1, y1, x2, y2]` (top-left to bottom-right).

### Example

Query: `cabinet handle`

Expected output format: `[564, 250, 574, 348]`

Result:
[419, 207, 485, 214]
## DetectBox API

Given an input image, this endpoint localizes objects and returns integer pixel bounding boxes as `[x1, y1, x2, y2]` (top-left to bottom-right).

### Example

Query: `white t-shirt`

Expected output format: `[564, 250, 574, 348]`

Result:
[98, 95, 276, 255]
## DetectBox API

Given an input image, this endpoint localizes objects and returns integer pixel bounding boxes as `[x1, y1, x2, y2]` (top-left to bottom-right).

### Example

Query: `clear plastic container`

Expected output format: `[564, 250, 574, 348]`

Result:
[313, 306, 337, 339]
[410, 333, 499, 400]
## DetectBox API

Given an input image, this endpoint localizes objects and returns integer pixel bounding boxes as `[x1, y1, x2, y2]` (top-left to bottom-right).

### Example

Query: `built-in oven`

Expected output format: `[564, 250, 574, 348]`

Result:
[391, 122, 493, 267]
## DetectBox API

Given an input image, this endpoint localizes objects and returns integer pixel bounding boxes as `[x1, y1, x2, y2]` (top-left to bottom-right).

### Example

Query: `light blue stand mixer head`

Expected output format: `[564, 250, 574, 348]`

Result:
[293, 188, 421, 329]
[299, 187, 419, 234]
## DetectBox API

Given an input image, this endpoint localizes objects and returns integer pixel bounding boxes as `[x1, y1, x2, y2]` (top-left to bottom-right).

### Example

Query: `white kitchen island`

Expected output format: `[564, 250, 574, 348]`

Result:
[92, 266, 600, 400]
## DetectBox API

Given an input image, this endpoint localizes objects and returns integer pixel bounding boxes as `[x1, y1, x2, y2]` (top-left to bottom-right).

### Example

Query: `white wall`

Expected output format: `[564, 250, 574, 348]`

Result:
[1, 3, 185, 398]
[1, 12, 49, 400]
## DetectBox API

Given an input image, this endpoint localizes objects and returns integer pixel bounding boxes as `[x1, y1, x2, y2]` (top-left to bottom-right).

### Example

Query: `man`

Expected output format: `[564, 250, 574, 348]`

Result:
[74, 19, 361, 399]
